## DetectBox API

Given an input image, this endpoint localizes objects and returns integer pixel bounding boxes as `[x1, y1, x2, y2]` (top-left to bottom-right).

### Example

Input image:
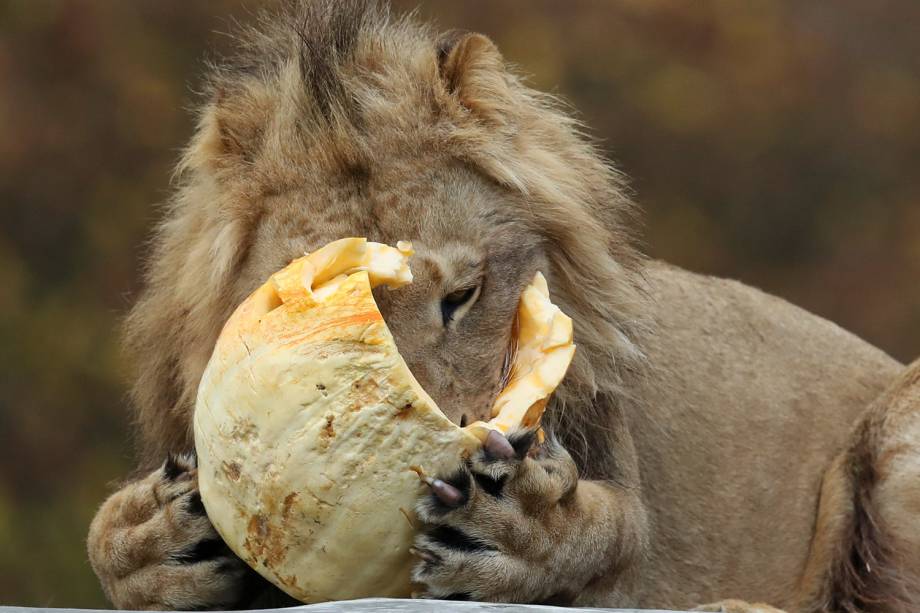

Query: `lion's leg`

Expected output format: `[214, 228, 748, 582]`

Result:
[411, 429, 649, 606]
[87, 454, 295, 610]
[794, 359, 920, 613]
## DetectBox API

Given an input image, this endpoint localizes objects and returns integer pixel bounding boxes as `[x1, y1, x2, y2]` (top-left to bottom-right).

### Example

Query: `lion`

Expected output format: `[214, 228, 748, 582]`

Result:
[86, 2, 920, 611]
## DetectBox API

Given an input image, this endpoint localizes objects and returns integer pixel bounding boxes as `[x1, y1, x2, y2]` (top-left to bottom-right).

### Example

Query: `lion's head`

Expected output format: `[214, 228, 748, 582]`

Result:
[126, 0, 648, 472]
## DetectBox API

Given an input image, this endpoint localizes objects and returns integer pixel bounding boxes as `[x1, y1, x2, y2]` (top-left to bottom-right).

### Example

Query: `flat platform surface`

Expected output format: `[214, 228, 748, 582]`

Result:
[0, 599, 684, 612]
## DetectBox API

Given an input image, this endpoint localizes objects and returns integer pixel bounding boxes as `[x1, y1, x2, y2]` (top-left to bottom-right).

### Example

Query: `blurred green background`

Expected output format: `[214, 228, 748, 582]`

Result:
[1, 0, 918, 607]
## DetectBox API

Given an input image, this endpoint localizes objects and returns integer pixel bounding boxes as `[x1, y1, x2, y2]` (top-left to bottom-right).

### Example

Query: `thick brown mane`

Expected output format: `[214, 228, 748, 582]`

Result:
[125, 0, 648, 477]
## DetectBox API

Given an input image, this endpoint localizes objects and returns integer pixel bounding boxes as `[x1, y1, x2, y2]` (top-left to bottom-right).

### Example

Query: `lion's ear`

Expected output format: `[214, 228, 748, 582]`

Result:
[184, 84, 273, 174]
[212, 88, 265, 163]
[437, 31, 511, 125]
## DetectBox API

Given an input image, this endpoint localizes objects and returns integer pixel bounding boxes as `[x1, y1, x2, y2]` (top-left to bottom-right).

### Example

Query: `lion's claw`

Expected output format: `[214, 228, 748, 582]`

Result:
[483, 429, 516, 459]
[423, 476, 467, 507]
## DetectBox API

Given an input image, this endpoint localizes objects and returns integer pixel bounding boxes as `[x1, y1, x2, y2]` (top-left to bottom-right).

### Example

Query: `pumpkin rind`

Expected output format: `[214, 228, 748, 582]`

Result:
[194, 238, 573, 602]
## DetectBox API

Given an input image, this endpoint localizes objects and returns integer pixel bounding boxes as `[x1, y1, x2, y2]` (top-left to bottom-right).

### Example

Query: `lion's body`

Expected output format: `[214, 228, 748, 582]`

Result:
[87, 2, 920, 611]
[628, 262, 901, 608]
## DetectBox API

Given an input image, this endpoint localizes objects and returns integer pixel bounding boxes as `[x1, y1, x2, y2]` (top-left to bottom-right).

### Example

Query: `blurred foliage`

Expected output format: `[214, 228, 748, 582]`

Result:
[0, 0, 917, 607]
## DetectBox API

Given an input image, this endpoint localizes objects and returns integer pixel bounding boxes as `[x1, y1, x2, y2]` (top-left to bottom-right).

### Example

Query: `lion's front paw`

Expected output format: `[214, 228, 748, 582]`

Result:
[87, 454, 256, 610]
[412, 429, 581, 603]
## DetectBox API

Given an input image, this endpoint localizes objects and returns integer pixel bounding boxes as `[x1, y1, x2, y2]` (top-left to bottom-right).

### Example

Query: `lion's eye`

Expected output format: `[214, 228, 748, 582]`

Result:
[440, 285, 480, 327]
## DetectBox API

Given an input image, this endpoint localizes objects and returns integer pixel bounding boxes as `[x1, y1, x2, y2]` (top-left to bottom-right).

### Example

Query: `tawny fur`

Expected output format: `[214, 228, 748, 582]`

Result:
[87, 456, 252, 610]
[88, 2, 918, 611]
[793, 360, 920, 613]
